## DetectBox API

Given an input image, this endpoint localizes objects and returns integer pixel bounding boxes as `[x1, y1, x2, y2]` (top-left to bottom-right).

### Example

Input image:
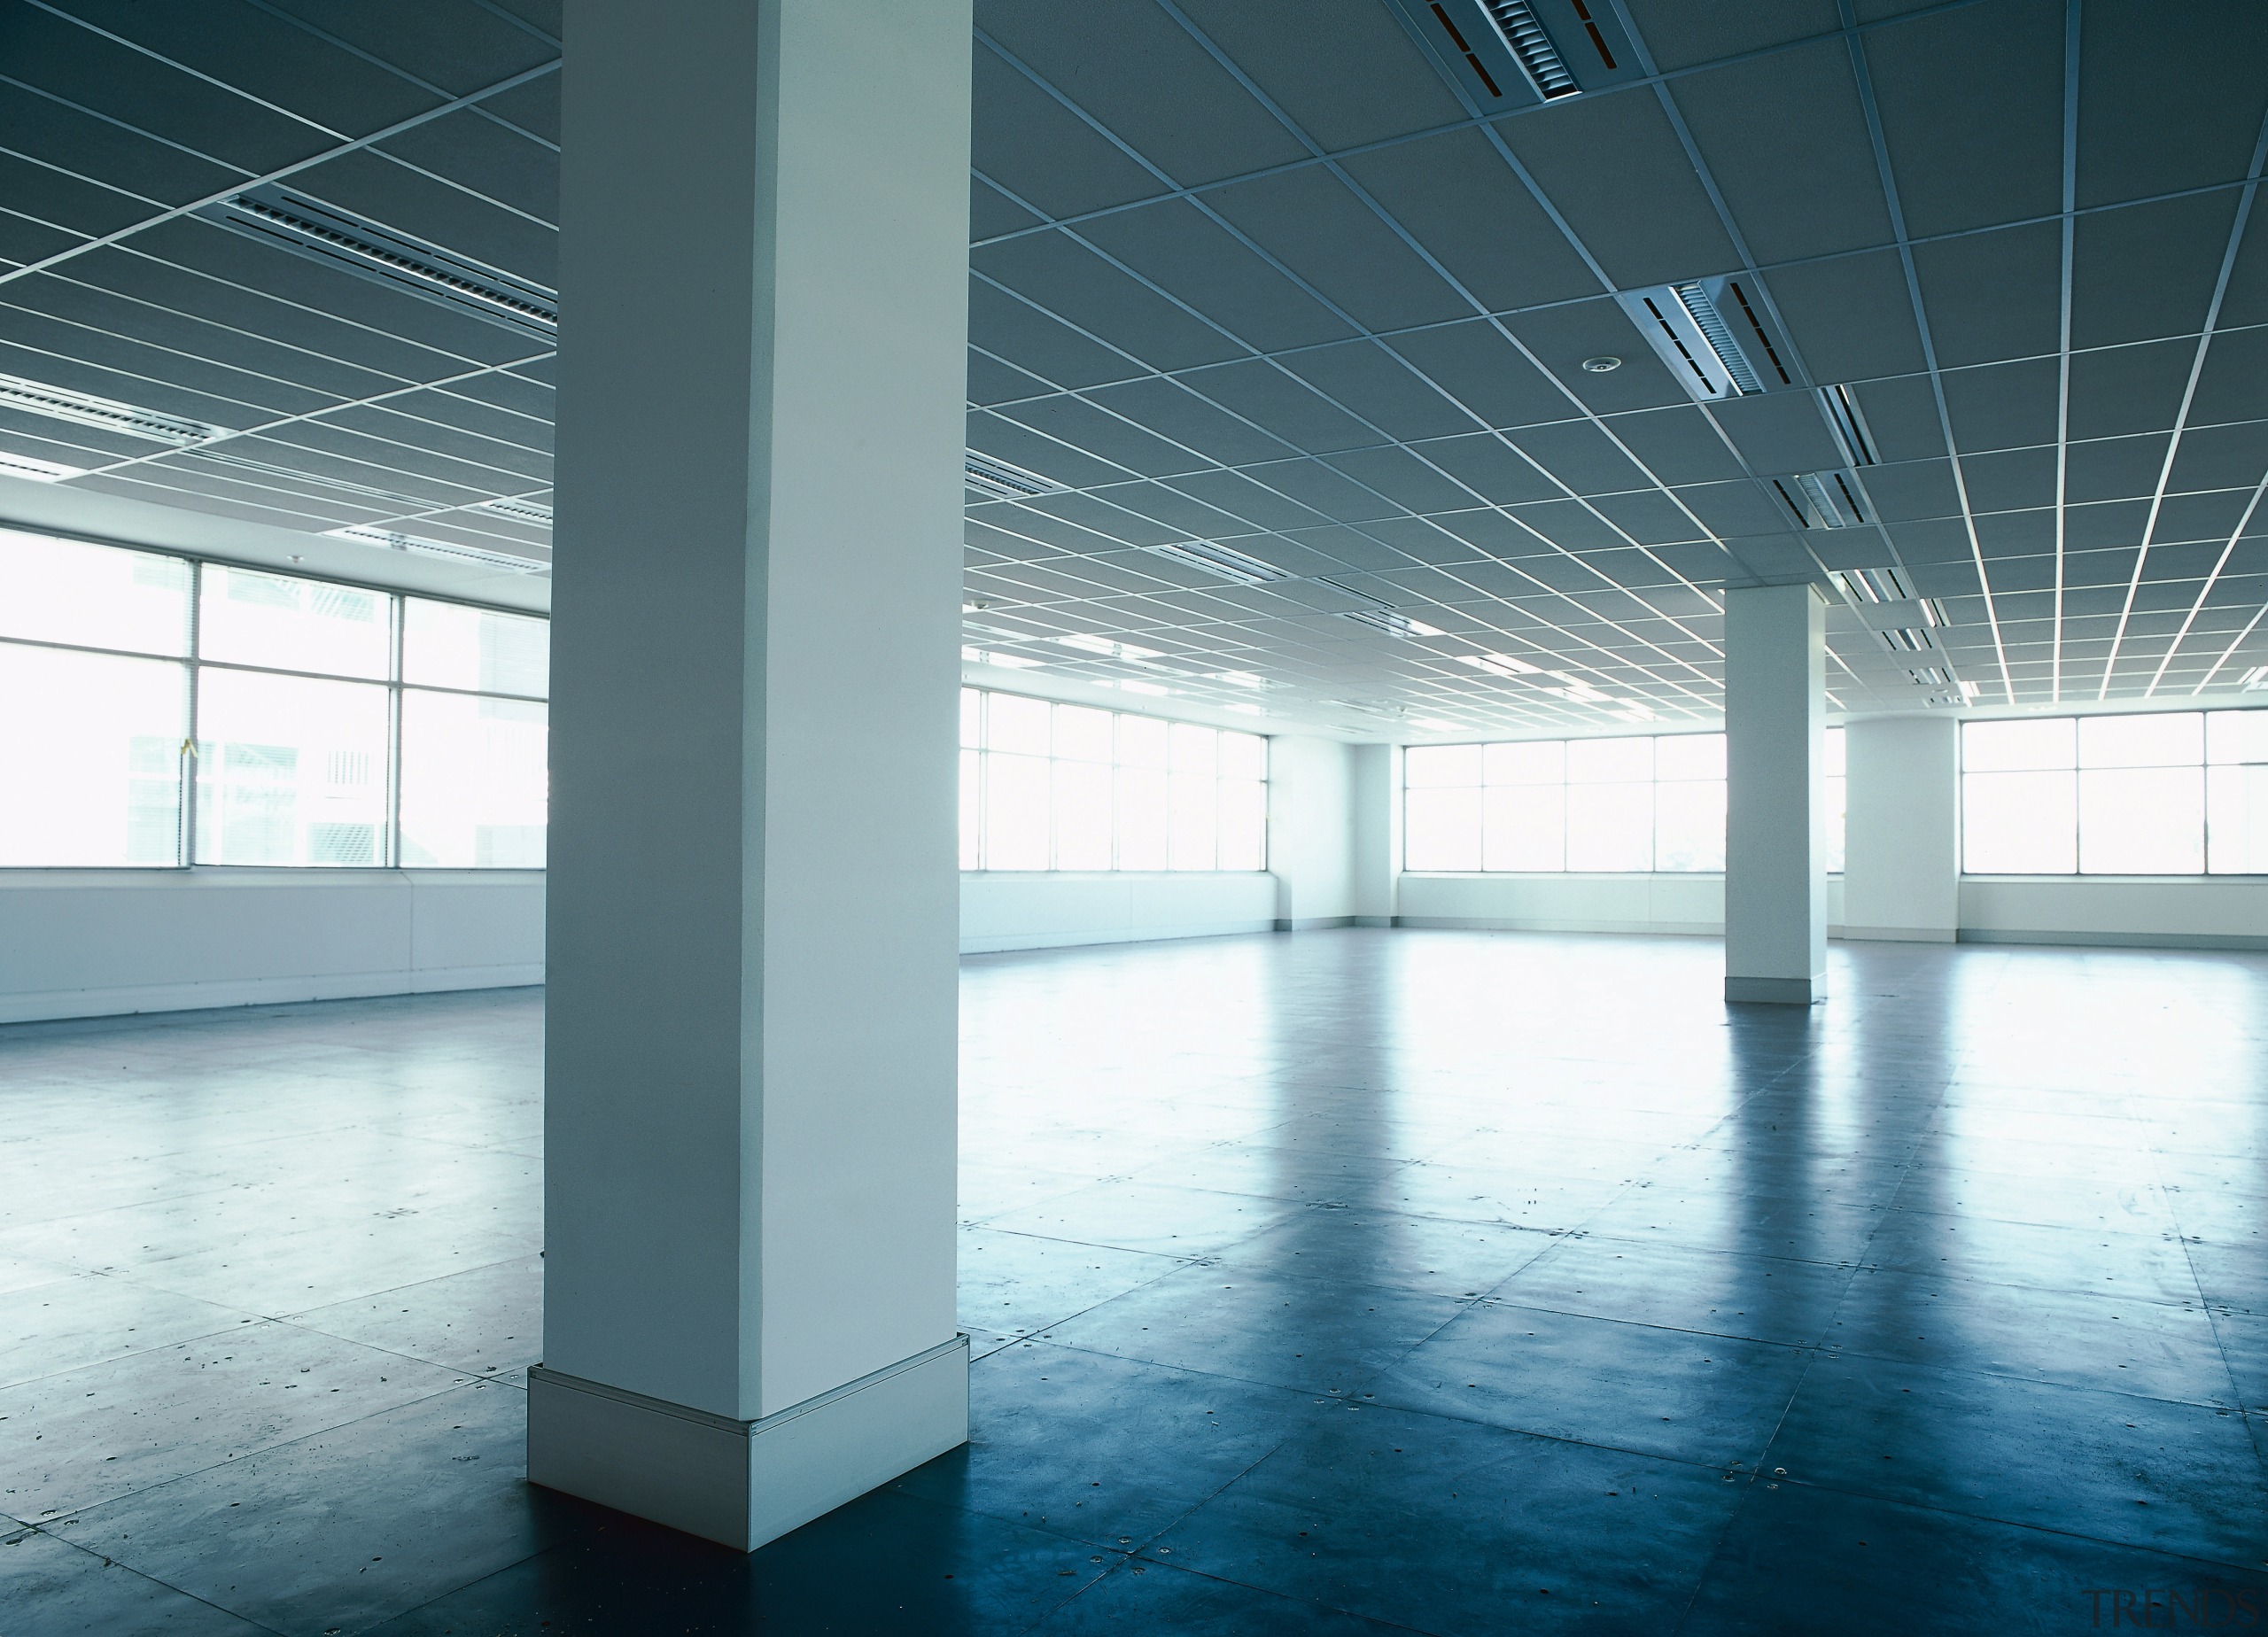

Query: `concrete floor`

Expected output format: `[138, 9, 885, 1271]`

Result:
[1, 928, 2264, 1633]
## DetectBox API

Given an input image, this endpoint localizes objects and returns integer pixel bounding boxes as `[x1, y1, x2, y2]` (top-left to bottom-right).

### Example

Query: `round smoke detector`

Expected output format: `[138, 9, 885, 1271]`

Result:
[1581, 356, 1622, 374]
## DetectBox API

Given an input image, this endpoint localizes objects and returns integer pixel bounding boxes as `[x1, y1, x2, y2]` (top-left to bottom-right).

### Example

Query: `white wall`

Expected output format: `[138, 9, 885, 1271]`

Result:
[1960, 877, 2268, 951]
[0, 868, 546, 1024]
[958, 873, 1277, 954]
[1397, 873, 1848, 937]
[1266, 735, 1355, 929]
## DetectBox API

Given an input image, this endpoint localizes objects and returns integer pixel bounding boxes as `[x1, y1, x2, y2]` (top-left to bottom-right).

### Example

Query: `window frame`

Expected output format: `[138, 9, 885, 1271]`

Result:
[0, 527, 548, 872]
[959, 685, 1270, 874]
[1958, 709, 2268, 879]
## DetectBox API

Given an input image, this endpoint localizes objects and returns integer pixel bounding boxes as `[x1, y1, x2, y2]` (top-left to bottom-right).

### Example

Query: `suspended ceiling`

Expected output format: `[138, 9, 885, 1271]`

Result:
[1, 0, 2264, 739]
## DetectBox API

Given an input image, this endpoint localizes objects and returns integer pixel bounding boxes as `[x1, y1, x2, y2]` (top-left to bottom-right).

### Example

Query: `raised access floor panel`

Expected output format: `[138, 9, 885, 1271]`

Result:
[1, 929, 2264, 1633]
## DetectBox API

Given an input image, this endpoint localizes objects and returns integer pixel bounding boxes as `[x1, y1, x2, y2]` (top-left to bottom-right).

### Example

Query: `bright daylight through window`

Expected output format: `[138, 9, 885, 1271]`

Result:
[0, 527, 548, 869]
[961, 687, 1267, 872]
[1962, 711, 2268, 875]
[1404, 729, 1846, 873]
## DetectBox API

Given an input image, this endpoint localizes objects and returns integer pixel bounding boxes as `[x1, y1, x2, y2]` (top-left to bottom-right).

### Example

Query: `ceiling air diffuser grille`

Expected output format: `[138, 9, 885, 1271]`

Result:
[0, 371, 218, 446]
[1141, 540, 1289, 586]
[965, 453, 1065, 500]
[1482, 0, 1578, 96]
[327, 524, 548, 575]
[204, 187, 556, 339]
[475, 497, 555, 525]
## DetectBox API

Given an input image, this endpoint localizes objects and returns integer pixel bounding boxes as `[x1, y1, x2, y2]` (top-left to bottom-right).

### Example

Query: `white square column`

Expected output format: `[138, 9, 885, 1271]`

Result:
[1843, 716, 1961, 943]
[1349, 743, 1401, 927]
[529, 0, 974, 1551]
[1723, 585, 1828, 1005]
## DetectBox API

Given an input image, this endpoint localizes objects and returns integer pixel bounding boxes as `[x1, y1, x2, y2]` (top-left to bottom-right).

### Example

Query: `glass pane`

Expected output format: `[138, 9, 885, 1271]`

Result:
[2078, 711, 2201, 769]
[1963, 769, 2076, 873]
[1118, 713, 1169, 771]
[193, 668, 391, 865]
[1169, 722, 1216, 777]
[1566, 781, 1653, 870]
[984, 692, 1051, 756]
[981, 751, 1050, 869]
[1965, 717, 2075, 772]
[1405, 787, 1481, 870]
[1218, 731, 1266, 782]
[1565, 736, 1652, 783]
[1053, 759, 1114, 869]
[1653, 780, 1726, 872]
[1116, 767, 1169, 869]
[1054, 704, 1113, 764]
[401, 599, 548, 697]
[1169, 772, 1216, 869]
[1483, 740, 1563, 785]
[1826, 775, 1847, 875]
[1406, 744, 1482, 787]
[397, 691, 548, 867]
[2078, 767, 2203, 873]
[959, 747, 980, 869]
[199, 565, 391, 680]
[1216, 779, 1266, 871]
[2206, 709, 2268, 765]
[1823, 726, 1845, 779]
[0, 530, 191, 656]
[1482, 784, 1562, 871]
[1653, 733, 1725, 782]
[2208, 764, 2268, 873]
[960, 688, 982, 750]
[0, 645, 185, 865]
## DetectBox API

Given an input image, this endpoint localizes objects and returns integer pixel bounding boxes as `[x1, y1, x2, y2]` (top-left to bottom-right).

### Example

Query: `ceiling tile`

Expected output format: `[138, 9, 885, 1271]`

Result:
[2076, 0, 2268, 208]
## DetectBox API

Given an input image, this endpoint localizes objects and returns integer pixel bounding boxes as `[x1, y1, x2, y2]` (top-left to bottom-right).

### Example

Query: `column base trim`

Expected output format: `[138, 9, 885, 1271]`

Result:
[1725, 974, 1827, 1005]
[527, 1333, 969, 1552]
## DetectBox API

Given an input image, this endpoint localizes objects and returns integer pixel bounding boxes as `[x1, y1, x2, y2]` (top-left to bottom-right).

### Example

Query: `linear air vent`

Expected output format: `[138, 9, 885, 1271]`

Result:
[0, 450, 86, 482]
[0, 371, 219, 446]
[1141, 540, 1289, 586]
[1482, 0, 1578, 96]
[1616, 276, 1789, 403]
[1719, 281, 1790, 386]
[1818, 384, 1877, 466]
[475, 496, 554, 525]
[964, 452, 1065, 500]
[203, 186, 556, 339]
[1907, 665, 1948, 687]
[326, 524, 549, 575]
[1881, 627, 1938, 654]
[1343, 608, 1445, 639]
[1832, 565, 1915, 604]
[1774, 470, 1869, 530]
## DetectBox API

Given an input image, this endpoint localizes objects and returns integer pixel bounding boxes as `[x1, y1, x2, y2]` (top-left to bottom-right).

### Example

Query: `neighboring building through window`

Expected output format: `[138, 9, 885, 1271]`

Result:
[1404, 728, 1846, 873]
[0, 526, 548, 869]
[1961, 710, 2267, 875]
[960, 687, 1266, 872]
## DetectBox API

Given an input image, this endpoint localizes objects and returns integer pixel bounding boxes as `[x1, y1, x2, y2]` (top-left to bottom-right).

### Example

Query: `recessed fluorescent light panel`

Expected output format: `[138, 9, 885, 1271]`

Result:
[0, 450, 87, 482]
[1833, 566, 1915, 604]
[1214, 671, 1270, 689]
[1140, 539, 1290, 586]
[0, 372, 219, 446]
[1879, 626, 1938, 653]
[1457, 651, 1542, 679]
[1381, 0, 1635, 110]
[1818, 384, 1878, 466]
[2239, 665, 2268, 691]
[1774, 470, 1869, 530]
[1343, 608, 1443, 639]
[475, 497, 554, 526]
[1056, 633, 1161, 660]
[964, 452, 1065, 500]
[325, 524, 548, 575]
[201, 186, 556, 338]
[1618, 277, 1789, 402]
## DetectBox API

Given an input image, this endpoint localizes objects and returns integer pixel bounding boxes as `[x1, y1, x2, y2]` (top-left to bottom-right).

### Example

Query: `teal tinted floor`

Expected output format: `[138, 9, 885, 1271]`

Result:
[2, 929, 2264, 1634]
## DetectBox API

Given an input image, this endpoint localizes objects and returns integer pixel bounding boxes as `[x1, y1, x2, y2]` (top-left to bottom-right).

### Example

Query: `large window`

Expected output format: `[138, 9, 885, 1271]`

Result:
[0, 526, 548, 869]
[1962, 710, 2267, 875]
[960, 687, 1266, 872]
[1405, 728, 1846, 873]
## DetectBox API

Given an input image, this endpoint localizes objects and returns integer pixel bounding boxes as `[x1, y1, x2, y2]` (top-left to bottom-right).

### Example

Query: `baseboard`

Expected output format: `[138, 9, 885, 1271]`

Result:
[1725, 974, 1826, 1005]
[527, 1334, 969, 1552]
[0, 963, 546, 1025]
[1271, 915, 1357, 932]
[1838, 926, 1958, 943]
[1957, 928, 2268, 952]
[958, 920, 1274, 955]
[1392, 914, 1724, 938]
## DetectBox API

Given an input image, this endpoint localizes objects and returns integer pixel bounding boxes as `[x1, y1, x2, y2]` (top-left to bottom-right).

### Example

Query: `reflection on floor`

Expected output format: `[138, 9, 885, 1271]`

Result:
[1, 928, 2264, 1633]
